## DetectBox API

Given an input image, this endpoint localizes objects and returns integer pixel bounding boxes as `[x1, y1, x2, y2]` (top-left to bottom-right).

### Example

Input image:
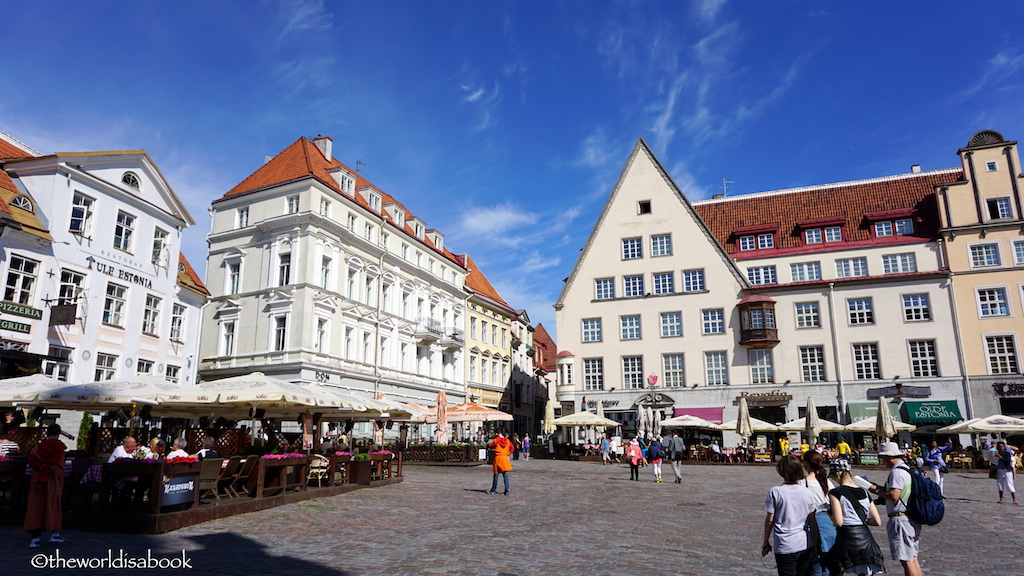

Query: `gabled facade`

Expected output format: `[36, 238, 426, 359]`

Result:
[0, 134, 207, 395]
[199, 136, 469, 405]
[555, 138, 970, 439]
[457, 253, 514, 410]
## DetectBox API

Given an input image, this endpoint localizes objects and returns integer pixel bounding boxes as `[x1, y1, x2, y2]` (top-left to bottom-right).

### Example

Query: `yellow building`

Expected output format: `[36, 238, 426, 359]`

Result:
[457, 254, 515, 411]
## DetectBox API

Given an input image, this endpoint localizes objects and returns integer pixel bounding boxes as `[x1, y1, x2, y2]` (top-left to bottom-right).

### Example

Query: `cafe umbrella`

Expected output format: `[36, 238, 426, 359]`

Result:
[875, 396, 898, 441]
[805, 397, 822, 446]
[736, 396, 754, 441]
[435, 391, 448, 443]
[542, 400, 556, 435]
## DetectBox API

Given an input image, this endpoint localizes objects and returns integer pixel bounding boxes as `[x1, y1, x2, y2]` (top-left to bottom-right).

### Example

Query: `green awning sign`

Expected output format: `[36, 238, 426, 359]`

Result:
[847, 401, 900, 422]
[904, 401, 962, 423]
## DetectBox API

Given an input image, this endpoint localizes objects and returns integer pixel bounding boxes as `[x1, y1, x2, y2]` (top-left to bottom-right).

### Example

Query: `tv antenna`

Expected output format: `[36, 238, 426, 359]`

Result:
[356, 161, 366, 173]
[720, 178, 734, 196]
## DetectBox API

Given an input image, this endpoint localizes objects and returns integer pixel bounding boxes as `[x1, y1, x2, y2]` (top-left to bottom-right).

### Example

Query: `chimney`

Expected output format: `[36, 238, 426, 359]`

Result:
[313, 135, 333, 160]
[712, 193, 725, 199]
[911, 164, 921, 173]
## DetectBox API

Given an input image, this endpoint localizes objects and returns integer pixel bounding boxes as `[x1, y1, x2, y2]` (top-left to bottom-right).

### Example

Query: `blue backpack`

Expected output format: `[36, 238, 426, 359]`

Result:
[899, 463, 945, 526]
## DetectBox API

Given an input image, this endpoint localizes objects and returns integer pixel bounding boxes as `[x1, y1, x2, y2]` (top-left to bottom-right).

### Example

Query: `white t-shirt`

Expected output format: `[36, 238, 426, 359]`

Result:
[108, 445, 132, 463]
[763, 484, 817, 554]
[884, 463, 911, 515]
[166, 448, 189, 459]
[800, 476, 837, 512]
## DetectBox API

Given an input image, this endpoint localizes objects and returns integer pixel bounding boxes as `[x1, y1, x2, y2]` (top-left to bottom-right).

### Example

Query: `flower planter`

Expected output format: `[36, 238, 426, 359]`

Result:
[347, 460, 372, 485]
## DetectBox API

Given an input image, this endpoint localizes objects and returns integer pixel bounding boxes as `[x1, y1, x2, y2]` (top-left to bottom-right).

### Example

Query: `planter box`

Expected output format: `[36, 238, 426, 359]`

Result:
[348, 460, 372, 485]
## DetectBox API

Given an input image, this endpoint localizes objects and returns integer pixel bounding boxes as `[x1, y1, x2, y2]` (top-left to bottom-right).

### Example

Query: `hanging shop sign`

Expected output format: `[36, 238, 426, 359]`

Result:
[903, 400, 963, 423]
[992, 381, 1024, 397]
[735, 391, 793, 407]
[0, 301, 43, 320]
[0, 319, 31, 334]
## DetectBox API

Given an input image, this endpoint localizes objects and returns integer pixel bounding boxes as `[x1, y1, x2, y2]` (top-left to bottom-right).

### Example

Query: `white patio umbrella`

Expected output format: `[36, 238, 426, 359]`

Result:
[659, 414, 720, 429]
[875, 396, 898, 441]
[0, 373, 67, 406]
[542, 400, 556, 435]
[805, 397, 822, 445]
[777, 417, 846, 432]
[41, 375, 180, 408]
[595, 398, 605, 419]
[549, 411, 620, 427]
[844, 416, 915, 433]
[721, 416, 778, 432]
[644, 406, 655, 440]
[961, 414, 1024, 435]
[934, 418, 981, 434]
[736, 397, 754, 440]
[443, 402, 514, 422]
[653, 408, 663, 438]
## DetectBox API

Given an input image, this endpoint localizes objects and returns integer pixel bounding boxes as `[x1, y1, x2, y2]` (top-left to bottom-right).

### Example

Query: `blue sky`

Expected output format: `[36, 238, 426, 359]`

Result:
[4, 1, 1024, 338]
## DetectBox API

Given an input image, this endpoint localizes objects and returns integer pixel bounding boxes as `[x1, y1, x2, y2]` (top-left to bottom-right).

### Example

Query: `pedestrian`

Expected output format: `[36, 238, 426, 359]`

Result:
[522, 434, 530, 461]
[24, 424, 66, 548]
[600, 433, 611, 465]
[487, 431, 514, 496]
[779, 436, 790, 456]
[836, 437, 852, 461]
[825, 459, 885, 576]
[665, 431, 686, 483]
[761, 455, 817, 576]
[994, 441, 1018, 504]
[800, 450, 836, 576]
[869, 442, 922, 576]
[647, 435, 665, 483]
[626, 438, 643, 481]
[923, 439, 953, 495]
[511, 433, 522, 461]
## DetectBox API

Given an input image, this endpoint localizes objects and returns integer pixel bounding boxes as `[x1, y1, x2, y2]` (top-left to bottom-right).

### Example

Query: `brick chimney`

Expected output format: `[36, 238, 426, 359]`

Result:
[313, 135, 333, 160]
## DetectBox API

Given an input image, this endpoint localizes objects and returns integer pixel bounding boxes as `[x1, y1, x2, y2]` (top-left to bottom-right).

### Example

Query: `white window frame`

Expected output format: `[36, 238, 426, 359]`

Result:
[142, 294, 161, 336]
[653, 272, 674, 295]
[847, 297, 874, 325]
[985, 334, 1019, 375]
[757, 233, 774, 249]
[271, 315, 288, 352]
[977, 286, 1011, 318]
[620, 315, 641, 340]
[702, 309, 725, 334]
[738, 235, 756, 251]
[790, 261, 821, 282]
[583, 358, 604, 391]
[286, 195, 300, 214]
[622, 355, 644, 389]
[805, 228, 822, 244]
[824, 226, 842, 242]
[170, 303, 186, 342]
[747, 265, 777, 285]
[1013, 240, 1024, 266]
[795, 302, 821, 328]
[682, 269, 705, 292]
[595, 278, 615, 300]
[908, 339, 938, 377]
[236, 207, 249, 228]
[4, 255, 39, 305]
[874, 221, 893, 237]
[43, 345, 73, 382]
[651, 234, 672, 257]
[895, 219, 914, 235]
[622, 237, 643, 260]
[151, 228, 169, 266]
[749, 349, 774, 384]
[882, 253, 917, 274]
[704, 351, 728, 386]
[837, 257, 868, 278]
[94, 353, 118, 381]
[278, 253, 292, 286]
[799, 346, 826, 382]
[986, 197, 1013, 220]
[663, 353, 685, 387]
[660, 311, 682, 338]
[58, 268, 85, 305]
[113, 210, 136, 252]
[623, 274, 644, 297]
[902, 293, 931, 322]
[969, 242, 1002, 268]
[70, 192, 95, 234]
[220, 320, 236, 356]
[103, 282, 127, 327]
[852, 343, 881, 380]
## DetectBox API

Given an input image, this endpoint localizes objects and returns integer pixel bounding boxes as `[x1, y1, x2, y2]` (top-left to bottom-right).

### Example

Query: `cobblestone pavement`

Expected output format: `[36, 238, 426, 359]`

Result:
[2, 460, 1020, 576]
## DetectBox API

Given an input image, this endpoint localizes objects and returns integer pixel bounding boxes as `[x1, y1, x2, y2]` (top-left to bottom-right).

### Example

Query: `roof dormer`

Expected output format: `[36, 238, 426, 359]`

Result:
[428, 229, 444, 252]
[384, 202, 405, 227]
[408, 217, 425, 240]
[357, 185, 382, 213]
[329, 166, 356, 195]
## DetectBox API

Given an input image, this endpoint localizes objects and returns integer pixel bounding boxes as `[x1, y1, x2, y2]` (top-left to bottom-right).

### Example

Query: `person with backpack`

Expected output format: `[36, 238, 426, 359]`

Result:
[870, 442, 922, 576]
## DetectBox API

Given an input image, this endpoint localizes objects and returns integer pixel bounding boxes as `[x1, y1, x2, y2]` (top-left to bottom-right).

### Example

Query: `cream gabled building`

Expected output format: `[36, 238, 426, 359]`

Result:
[937, 130, 1024, 417]
[555, 138, 969, 441]
[198, 136, 468, 405]
[457, 254, 515, 411]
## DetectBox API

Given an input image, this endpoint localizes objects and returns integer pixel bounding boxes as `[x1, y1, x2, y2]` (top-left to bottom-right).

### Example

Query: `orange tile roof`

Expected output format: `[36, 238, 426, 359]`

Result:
[461, 253, 512, 311]
[0, 137, 34, 159]
[692, 169, 963, 255]
[177, 253, 210, 296]
[532, 323, 557, 372]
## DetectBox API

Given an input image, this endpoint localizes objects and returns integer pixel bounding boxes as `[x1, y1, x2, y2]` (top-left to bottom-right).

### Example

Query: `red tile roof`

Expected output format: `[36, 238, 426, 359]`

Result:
[459, 253, 513, 311]
[0, 136, 35, 159]
[177, 253, 210, 296]
[692, 169, 963, 257]
[532, 323, 557, 372]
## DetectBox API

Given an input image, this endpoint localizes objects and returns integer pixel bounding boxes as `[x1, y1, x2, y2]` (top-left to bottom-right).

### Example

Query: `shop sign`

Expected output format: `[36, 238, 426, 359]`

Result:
[866, 385, 930, 399]
[904, 401, 962, 423]
[992, 381, 1024, 397]
[49, 304, 77, 326]
[585, 400, 619, 409]
[92, 261, 153, 289]
[754, 452, 773, 463]
[0, 319, 31, 334]
[0, 301, 43, 320]
[161, 473, 197, 507]
[860, 454, 880, 466]
[735, 390, 792, 406]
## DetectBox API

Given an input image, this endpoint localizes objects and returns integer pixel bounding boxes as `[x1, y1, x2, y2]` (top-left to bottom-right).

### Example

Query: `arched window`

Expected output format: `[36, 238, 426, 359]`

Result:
[10, 195, 33, 212]
[121, 172, 141, 189]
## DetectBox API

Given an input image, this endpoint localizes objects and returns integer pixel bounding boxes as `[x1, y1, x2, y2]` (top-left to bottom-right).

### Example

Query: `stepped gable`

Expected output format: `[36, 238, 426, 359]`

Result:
[177, 253, 210, 296]
[692, 169, 963, 254]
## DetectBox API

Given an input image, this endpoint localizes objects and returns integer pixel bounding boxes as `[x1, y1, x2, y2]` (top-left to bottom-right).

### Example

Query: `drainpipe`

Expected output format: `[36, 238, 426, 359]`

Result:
[372, 214, 386, 396]
[942, 265, 974, 419]
[826, 282, 847, 423]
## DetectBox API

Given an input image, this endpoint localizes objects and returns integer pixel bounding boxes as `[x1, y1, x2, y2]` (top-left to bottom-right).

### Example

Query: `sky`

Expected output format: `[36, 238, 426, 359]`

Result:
[3, 1, 1024, 339]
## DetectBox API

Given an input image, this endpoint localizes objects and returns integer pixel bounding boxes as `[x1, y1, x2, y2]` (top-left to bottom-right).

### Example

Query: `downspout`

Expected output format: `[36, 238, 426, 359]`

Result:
[942, 264, 974, 419]
[372, 214, 386, 396]
[1002, 146, 1023, 221]
[826, 282, 846, 423]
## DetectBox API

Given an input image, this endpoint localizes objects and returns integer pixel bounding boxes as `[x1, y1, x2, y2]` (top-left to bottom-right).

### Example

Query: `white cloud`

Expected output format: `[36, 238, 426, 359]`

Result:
[574, 128, 617, 168]
[276, 0, 333, 43]
[458, 202, 538, 238]
[695, 0, 727, 23]
[956, 46, 1024, 100]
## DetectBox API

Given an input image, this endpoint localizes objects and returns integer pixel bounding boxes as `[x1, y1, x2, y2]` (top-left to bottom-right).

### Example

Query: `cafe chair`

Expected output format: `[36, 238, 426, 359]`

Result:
[197, 458, 225, 502]
[226, 457, 259, 498]
[214, 456, 242, 498]
[307, 454, 329, 487]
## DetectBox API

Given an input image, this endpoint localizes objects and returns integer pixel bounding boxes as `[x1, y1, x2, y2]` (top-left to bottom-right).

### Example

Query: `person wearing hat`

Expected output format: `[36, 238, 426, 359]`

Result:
[869, 442, 921, 576]
[825, 459, 885, 576]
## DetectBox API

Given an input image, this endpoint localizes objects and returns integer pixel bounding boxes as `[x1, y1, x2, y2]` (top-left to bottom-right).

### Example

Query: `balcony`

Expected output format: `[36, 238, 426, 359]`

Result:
[413, 318, 443, 344]
[439, 328, 465, 351]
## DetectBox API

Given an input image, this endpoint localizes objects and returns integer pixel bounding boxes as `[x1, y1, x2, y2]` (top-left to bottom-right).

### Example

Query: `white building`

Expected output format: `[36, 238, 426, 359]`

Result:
[0, 132, 208, 408]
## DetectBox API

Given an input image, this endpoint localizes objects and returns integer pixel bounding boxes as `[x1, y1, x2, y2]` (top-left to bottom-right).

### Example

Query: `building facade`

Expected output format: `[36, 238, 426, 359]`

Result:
[458, 253, 515, 410]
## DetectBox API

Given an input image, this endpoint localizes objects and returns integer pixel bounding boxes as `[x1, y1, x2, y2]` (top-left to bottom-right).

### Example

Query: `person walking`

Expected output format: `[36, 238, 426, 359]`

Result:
[511, 433, 522, 461]
[870, 442, 922, 576]
[761, 455, 817, 576]
[487, 431, 514, 496]
[825, 459, 885, 576]
[647, 435, 665, 483]
[600, 434, 611, 465]
[994, 441, 1018, 504]
[836, 437, 852, 461]
[625, 438, 643, 481]
[800, 451, 836, 576]
[922, 439, 953, 495]
[665, 431, 686, 483]
[521, 434, 530, 461]
[24, 424, 66, 548]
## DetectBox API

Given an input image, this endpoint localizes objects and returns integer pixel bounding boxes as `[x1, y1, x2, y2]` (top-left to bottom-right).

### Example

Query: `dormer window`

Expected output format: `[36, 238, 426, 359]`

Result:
[414, 223, 424, 239]
[758, 233, 774, 249]
[335, 173, 355, 194]
[733, 224, 778, 252]
[367, 191, 382, 212]
[121, 172, 140, 190]
[10, 195, 33, 212]
[874, 219, 914, 237]
[430, 231, 444, 251]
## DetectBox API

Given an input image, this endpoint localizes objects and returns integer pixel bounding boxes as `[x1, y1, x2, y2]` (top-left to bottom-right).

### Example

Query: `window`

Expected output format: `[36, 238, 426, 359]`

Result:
[747, 266, 777, 285]
[800, 346, 826, 382]
[595, 278, 615, 300]
[10, 195, 31, 211]
[165, 365, 180, 384]
[883, 253, 917, 274]
[986, 160, 998, 172]
[795, 302, 820, 328]
[273, 316, 287, 351]
[136, 359, 154, 375]
[94, 353, 117, 381]
[380, 232, 390, 251]
[874, 221, 893, 237]
[909, 340, 938, 377]
[4, 255, 39, 305]
[805, 229, 822, 244]
[758, 233, 774, 249]
[481, 321, 488, 344]
[70, 192, 94, 234]
[278, 254, 291, 286]
[347, 213, 357, 231]
[622, 356, 644, 389]
[986, 197, 1013, 220]
[902, 294, 931, 322]
[320, 257, 332, 289]
[836, 257, 868, 278]
[316, 318, 329, 351]
[651, 234, 672, 256]
[170, 304, 185, 341]
[368, 192, 382, 212]
[286, 195, 299, 214]
[469, 355, 478, 382]
[653, 272, 674, 295]
[663, 353, 685, 387]
[622, 237, 643, 260]
[236, 207, 249, 228]
[1014, 240, 1024, 265]
[43, 346, 72, 382]
[142, 294, 161, 336]
[790, 262, 821, 282]
[470, 317, 478, 340]
[113, 211, 135, 252]
[365, 223, 374, 242]
[978, 287, 1010, 317]
[151, 228, 169, 266]
[58, 269, 84, 305]
[583, 358, 604, 390]
[847, 298, 874, 325]
[895, 219, 914, 235]
[705, 351, 728, 385]
[103, 283, 127, 327]
[853, 343, 880, 379]
[320, 198, 331, 217]
[970, 244, 1001, 268]
[623, 275, 644, 297]
[401, 244, 409, 260]
[620, 315, 641, 340]
[226, 262, 240, 294]
[746, 307, 775, 329]
[738, 236, 756, 251]
[501, 328, 507, 349]
[682, 269, 705, 292]
[702, 309, 725, 334]
[660, 312, 682, 338]
[221, 321, 236, 356]
[749, 349, 774, 384]
[986, 335, 1019, 374]
[491, 325, 498, 345]
[638, 200, 651, 215]
[824, 226, 842, 242]
[121, 172, 140, 189]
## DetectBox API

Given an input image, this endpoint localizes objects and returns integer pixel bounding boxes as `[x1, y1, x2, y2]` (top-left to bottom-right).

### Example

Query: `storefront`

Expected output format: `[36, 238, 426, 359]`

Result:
[902, 400, 964, 438]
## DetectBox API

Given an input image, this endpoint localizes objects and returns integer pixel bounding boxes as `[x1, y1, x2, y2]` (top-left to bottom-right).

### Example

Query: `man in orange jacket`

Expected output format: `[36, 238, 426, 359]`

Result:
[488, 430, 514, 496]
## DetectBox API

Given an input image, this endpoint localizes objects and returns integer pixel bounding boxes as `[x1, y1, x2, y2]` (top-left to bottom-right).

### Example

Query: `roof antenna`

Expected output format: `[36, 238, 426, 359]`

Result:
[356, 161, 366, 173]
[720, 178, 734, 196]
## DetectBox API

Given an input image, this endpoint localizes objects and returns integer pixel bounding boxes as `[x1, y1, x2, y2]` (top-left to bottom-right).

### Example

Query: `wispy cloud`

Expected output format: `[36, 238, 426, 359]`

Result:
[574, 128, 617, 168]
[276, 0, 333, 43]
[695, 0, 727, 23]
[457, 71, 502, 131]
[955, 45, 1024, 100]
[456, 202, 538, 243]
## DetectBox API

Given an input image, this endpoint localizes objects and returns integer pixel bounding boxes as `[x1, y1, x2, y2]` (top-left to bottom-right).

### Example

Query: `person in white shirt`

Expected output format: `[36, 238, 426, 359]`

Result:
[107, 436, 138, 463]
[870, 442, 922, 576]
[165, 438, 189, 459]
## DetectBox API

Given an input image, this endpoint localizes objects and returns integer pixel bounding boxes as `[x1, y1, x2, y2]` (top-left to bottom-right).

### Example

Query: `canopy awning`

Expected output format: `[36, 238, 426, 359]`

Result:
[672, 407, 724, 425]
[902, 400, 963, 423]
[847, 401, 900, 423]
